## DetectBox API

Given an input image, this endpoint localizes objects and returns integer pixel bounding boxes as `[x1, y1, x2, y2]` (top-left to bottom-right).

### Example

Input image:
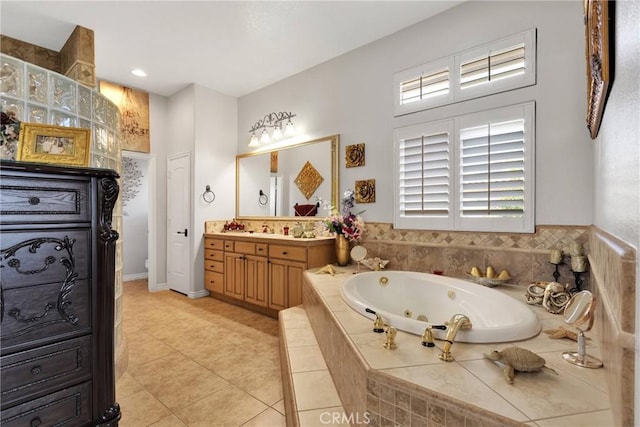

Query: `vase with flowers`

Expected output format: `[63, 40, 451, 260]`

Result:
[323, 190, 365, 266]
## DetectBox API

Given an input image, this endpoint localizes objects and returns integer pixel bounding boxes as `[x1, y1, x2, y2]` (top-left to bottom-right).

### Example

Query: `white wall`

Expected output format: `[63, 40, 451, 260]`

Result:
[591, 0, 640, 421]
[238, 1, 592, 226]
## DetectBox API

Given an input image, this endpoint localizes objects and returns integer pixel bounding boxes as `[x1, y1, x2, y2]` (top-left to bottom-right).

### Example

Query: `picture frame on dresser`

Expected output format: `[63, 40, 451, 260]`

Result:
[16, 123, 91, 166]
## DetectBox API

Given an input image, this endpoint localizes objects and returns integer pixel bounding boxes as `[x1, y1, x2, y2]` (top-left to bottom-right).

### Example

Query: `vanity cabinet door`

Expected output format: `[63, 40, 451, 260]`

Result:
[245, 255, 268, 307]
[269, 259, 306, 310]
[224, 252, 245, 300]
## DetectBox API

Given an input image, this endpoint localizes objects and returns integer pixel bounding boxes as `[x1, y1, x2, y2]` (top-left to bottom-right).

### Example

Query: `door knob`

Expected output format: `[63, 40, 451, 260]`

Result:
[177, 229, 188, 237]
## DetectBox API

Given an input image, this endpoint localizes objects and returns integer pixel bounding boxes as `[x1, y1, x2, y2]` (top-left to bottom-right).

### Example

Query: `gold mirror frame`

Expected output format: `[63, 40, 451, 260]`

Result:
[236, 134, 339, 220]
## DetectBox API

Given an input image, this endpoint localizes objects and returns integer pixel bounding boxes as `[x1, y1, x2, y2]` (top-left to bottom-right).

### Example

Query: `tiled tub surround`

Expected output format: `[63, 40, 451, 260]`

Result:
[205, 222, 589, 288]
[588, 227, 636, 427]
[302, 267, 616, 426]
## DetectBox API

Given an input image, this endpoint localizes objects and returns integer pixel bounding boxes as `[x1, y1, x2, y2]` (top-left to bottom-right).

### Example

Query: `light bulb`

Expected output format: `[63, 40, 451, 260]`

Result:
[260, 128, 270, 144]
[284, 119, 295, 136]
[248, 133, 260, 148]
[272, 124, 283, 139]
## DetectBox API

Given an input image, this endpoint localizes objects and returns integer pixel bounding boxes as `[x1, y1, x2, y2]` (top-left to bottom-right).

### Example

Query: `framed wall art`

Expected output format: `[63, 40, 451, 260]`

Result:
[584, 0, 612, 139]
[346, 143, 365, 167]
[17, 123, 91, 166]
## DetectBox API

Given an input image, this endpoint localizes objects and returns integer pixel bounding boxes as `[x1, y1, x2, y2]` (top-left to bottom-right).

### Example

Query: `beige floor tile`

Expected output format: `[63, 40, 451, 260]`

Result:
[148, 414, 187, 426]
[272, 399, 285, 415]
[241, 407, 287, 427]
[117, 390, 171, 427]
[235, 364, 284, 406]
[173, 385, 267, 426]
[116, 371, 145, 400]
[292, 370, 342, 411]
[284, 326, 320, 347]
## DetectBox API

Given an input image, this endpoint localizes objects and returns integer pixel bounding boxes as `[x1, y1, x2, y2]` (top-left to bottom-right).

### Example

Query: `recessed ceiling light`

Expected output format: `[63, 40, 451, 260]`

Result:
[131, 69, 147, 77]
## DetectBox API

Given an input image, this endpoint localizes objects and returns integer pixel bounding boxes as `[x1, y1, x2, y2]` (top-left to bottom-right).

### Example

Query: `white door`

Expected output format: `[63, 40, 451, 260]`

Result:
[167, 152, 191, 295]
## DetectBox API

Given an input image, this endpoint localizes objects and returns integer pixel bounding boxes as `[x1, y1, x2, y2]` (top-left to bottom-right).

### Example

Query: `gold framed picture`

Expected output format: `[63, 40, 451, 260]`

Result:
[17, 123, 91, 167]
[584, 0, 611, 139]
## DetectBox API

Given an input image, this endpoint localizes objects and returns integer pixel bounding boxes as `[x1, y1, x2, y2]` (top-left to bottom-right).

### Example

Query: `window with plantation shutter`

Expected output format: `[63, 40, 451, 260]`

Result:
[394, 29, 536, 116]
[394, 102, 534, 232]
[455, 29, 536, 101]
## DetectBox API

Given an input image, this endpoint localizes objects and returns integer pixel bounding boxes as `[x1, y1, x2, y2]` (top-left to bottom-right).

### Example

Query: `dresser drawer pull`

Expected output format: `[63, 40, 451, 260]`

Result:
[282, 251, 288, 255]
[28, 196, 41, 205]
[31, 417, 42, 427]
[31, 366, 42, 376]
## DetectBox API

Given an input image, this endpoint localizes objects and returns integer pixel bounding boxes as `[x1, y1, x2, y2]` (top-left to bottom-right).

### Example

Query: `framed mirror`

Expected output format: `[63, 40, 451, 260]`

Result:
[236, 135, 339, 220]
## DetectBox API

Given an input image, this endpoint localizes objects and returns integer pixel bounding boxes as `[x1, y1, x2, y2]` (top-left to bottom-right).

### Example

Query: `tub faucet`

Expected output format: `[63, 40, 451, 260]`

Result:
[438, 314, 472, 362]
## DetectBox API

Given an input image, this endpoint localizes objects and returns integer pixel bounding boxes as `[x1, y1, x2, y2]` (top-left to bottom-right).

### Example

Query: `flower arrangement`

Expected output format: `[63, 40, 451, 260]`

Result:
[323, 189, 365, 242]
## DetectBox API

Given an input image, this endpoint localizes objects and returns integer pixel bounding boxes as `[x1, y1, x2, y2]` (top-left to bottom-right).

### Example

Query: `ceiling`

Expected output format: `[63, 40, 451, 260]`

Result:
[0, 1, 462, 97]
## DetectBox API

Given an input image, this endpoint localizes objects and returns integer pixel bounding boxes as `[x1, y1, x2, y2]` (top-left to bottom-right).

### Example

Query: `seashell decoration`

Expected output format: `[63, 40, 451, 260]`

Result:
[526, 281, 571, 314]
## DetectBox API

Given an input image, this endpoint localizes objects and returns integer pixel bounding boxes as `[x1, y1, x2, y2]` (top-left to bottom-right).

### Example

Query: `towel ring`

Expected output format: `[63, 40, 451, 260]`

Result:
[202, 185, 215, 203]
[258, 189, 269, 205]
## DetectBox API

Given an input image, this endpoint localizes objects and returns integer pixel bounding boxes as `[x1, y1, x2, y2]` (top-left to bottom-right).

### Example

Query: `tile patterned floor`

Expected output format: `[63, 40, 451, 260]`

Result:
[117, 280, 285, 426]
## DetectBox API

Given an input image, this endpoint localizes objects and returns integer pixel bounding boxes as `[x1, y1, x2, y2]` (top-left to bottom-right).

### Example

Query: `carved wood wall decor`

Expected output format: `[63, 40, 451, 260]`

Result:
[346, 143, 365, 167]
[355, 179, 376, 203]
[294, 161, 324, 200]
[584, 0, 612, 139]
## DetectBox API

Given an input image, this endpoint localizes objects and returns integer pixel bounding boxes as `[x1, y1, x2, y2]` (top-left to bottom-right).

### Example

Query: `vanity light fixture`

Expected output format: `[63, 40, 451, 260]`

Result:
[248, 111, 296, 147]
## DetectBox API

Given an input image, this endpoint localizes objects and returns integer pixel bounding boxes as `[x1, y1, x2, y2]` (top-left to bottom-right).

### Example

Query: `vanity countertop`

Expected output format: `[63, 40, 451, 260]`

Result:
[204, 231, 335, 245]
[304, 266, 614, 426]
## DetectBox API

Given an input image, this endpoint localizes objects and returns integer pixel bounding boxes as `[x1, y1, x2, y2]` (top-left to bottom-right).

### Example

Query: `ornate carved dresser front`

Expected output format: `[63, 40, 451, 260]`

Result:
[0, 161, 121, 426]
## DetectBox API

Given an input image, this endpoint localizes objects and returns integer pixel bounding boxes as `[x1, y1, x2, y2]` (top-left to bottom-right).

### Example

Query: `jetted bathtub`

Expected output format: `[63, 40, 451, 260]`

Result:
[341, 271, 540, 343]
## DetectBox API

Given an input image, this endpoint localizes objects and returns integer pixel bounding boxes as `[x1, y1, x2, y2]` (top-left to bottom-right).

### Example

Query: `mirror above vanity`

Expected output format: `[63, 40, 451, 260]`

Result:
[236, 134, 339, 220]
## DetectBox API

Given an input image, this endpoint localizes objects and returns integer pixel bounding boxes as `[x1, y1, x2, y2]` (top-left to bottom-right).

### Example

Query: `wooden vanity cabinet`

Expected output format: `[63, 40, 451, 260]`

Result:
[203, 233, 334, 316]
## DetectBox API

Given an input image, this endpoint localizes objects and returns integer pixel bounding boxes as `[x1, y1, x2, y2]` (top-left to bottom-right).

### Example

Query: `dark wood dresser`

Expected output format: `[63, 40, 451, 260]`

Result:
[0, 161, 121, 426]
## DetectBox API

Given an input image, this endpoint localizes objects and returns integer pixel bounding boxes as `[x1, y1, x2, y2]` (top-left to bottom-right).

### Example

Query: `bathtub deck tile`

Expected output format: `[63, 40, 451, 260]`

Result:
[350, 331, 444, 369]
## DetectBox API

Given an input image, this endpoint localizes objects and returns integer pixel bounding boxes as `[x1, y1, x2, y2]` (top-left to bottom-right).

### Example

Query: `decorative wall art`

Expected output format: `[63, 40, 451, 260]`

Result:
[584, 0, 612, 139]
[99, 80, 150, 152]
[121, 156, 143, 208]
[355, 179, 376, 203]
[17, 123, 90, 166]
[1, 107, 20, 160]
[345, 143, 365, 167]
[294, 161, 324, 200]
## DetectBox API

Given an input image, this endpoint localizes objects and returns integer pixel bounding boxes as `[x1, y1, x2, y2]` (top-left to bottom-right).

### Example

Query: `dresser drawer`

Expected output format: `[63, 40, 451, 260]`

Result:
[0, 381, 92, 427]
[269, 245, 307, 262]
[0, 176, 90, 224]
[0, 229, 90, 288]
[1, 279, 91, 355]
[205, 249, 224, 262]
[205, 238, 224, 251]
[1, 336, 91, 408]
[205, 260, 224, 274]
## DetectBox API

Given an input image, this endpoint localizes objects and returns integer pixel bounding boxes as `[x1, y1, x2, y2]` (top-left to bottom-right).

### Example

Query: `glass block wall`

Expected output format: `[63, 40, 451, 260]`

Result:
[0, 53, 126, 376]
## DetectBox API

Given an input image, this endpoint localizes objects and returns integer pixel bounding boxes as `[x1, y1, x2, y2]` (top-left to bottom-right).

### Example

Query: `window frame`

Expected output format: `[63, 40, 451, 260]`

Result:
[394, 102, 535, 233]
[393, 29, 536, 117]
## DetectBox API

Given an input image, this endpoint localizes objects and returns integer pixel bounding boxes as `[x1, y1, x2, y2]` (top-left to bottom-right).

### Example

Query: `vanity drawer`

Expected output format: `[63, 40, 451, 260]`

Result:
[205, 271, 224, 294]
[0, 381, 91, 427]
[0, 176, 90, 224]
[255, 243, 268, 256]
[205, 260, 224, 274]
[269, 245, 307, 263]
[205, 249, 224, 262]
[223, 240, 235, 251]
[205, 238, 224, 251]
[1, 336, 91, 407]
[1, 279, 91, 355]
[234, 241, 255, 254]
